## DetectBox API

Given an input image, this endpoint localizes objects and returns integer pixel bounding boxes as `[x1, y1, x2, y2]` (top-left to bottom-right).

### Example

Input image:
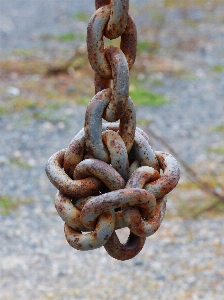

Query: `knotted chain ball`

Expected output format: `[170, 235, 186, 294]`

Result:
[45, 0, 180, 261]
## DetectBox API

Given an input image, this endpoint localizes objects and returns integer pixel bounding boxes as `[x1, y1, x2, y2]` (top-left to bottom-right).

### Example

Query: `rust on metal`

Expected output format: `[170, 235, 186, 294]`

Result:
[55, 191, 88, 231]
[45, 0, 180, 261]
[73, 158, 126, 191]
[104, 0, 129, 40]
[145, 151, 180, 199]
[87, 6, 136, 79]
[123, 197, 167, 238]
[64, 209, 115, 250]
[80, 188, 156, 229]
[102, 130, 129, 181]
[84, 92, 136, 162]
[136, 126, 151, 144]
[104, 231, 146, 261]
[63, 129, 85, 178]
[120, 15, 137, 70]
[103, 46, 129, 121]
[87, 5, 112, 78]
[95, 0, 111, 10]
[118, 97, 136, 153]
[123, 166, 165, 237]
[129, 159, 140, 177]
[126, 166, 161, 191]
[84, 89, 111, 162]
[94, 73, 110, 94]
[45, 150, 103, 198]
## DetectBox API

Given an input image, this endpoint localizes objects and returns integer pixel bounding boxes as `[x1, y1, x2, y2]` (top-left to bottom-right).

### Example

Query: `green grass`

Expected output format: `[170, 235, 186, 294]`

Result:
[213, 124, 224, 132]
[9, 157, 31, 169]
[130, 88, 167, 106]
[0, 96, 42, 115]
[137, 40, 160, 54]
[56, 33, 84, 42]
[31, 109, 69, 123]
[104, 37, 121, 48]
[182, 74, 197, 81]
[176, 194, 224, 219]
[0, 94, 64, 116]
[42, 32, 85, 42]
[164, 0, 222, 8]
[0, 98, 33, 115]
[211, 64, 224, 73]
[0, 107, 7, 115]
[71, 55, 87, 69]
[184, 19, 200, 28]
[168, 174, 224, 219]
[129, 77, 167, 106]
[72, 12, 90, 22]
[150, 78, 163, 86]
[12, 49, 36, 57]
[76, 96, 91, 105]
[0, 195, 34, 215]
[0, 58, 48, 75]
[137, 118, 153, 127]
[207, 147, 224, 155]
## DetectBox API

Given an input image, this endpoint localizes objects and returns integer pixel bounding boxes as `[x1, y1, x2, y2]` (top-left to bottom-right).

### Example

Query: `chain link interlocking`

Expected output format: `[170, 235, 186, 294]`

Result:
[46, 0, 180, 261]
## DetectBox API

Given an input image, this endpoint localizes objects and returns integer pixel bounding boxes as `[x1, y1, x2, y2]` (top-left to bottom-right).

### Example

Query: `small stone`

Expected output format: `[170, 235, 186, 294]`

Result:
[58, 122, 65, 130]
[27, 158, 36, 167]
[196, 69, 205, 77]
[43, 122, 54, 131]
[137, 73, 146, 81]
[134, 261, 143, 266]
[156, 274, 166, 281]
[7, 86, 20, 96]
[0, 155, 9, 165]
[13, 150, 22, 158]
[67, 87, 76, 94]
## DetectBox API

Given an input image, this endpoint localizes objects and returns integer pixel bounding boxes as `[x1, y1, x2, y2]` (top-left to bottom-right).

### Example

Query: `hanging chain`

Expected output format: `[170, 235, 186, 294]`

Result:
[45, 0, 180, 261]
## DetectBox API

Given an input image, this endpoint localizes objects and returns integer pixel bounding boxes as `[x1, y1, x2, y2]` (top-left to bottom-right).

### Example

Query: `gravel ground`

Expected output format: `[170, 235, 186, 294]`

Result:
[0, 1, 224, 299]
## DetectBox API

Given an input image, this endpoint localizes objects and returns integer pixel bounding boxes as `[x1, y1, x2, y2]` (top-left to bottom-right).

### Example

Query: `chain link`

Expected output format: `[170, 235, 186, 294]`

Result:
[46, 0, 180, 261]
[87, 5, 136, 78]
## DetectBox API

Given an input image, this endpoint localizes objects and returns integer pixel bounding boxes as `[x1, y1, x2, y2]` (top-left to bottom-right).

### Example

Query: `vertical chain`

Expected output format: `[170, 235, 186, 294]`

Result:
[45, 1, 180, 261]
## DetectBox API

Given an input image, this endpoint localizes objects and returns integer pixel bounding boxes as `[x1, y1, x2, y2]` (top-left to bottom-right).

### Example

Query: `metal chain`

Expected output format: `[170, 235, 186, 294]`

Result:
[46, 0, 180, 261]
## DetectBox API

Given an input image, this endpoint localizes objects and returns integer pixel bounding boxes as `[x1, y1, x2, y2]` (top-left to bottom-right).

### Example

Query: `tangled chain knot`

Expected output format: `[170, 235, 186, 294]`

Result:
[46, 0, 180, 261]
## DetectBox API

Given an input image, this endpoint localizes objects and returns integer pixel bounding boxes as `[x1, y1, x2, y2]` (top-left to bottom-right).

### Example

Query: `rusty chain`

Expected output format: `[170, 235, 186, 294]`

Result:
[45, 0, 180, 261]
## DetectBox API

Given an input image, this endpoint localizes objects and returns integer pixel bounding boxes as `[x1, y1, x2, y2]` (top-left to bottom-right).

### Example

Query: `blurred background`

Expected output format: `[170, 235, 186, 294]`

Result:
[0, 0, 224, 299]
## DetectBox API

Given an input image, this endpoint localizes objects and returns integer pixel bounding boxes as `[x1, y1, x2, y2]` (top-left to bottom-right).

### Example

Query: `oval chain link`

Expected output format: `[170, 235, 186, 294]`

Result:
[87, 5, 137, 78]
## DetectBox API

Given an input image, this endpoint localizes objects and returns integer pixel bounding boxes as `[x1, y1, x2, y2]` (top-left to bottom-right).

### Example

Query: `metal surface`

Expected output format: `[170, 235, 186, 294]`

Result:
[73, 158, 125, 191]
[45, 149, 103, 198]
[64, 210, 115, 250]
[104, 0, 129, 40]
[123, 166, 165, 237]
[45, 0, 180, 261]
[102, 130, 129, 181]
[103, 46, 129, 121]
[63, 129, 85, 178]
[81, 188, 156, 229]
[87, 5, 136, 78]
[104, 231, 146, 261]
[84, 94, 136, 162]
[55, 191, 89, 231]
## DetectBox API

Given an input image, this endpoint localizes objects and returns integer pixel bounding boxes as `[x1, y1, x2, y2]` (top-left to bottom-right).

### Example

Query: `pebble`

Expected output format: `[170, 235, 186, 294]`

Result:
[7, 86, 20, 96]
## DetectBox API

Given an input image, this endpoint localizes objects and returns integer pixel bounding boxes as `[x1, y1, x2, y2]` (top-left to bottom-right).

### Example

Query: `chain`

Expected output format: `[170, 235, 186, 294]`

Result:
[46, 0, 180, 261]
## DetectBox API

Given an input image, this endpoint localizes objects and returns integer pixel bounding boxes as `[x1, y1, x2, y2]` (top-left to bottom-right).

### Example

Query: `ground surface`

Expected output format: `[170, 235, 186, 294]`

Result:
[0, 1, 224, 299]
